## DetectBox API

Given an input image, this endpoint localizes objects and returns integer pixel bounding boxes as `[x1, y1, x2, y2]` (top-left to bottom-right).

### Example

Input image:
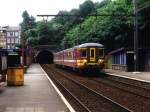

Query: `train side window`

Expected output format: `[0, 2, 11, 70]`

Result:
[80, 49, 87, 58]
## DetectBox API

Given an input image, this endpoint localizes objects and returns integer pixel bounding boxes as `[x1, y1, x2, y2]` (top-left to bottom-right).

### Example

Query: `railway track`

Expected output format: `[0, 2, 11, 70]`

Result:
[92, 76, 150, 98]
[43, 65, 90, 112]
[55, 68, 150, 111]
[42, 64, 130, 112]
[104, 74, 150, 90]
[43, 64, 150, 112]
[52, 64, 150, 98]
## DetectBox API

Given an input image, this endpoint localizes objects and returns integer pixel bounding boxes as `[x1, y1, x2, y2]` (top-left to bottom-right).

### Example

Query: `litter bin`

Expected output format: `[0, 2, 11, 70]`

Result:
[7, 67, 24, 86]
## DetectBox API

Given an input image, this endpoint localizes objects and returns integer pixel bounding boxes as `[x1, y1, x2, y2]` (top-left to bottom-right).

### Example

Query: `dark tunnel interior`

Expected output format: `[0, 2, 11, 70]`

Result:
[36, 50, 53, 64]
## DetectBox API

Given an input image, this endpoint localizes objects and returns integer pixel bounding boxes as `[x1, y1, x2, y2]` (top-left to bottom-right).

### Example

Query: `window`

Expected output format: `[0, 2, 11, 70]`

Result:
[10, 32, 13, 36]
[69, 52, 73, 58]
[15, 32, 18, 37]
[7, 45, 10, 49]
[7, 32, 10, 36]
[12, 44, 15, 48]
[7, 38, 10, 43]
[91, 49, 94, 58]
[11, 38, 14, 43]
[80, 49, 87, 57]
[113, 53, 126, 65]
[124, 54, 126, 65]
[15, 38, 18, 43]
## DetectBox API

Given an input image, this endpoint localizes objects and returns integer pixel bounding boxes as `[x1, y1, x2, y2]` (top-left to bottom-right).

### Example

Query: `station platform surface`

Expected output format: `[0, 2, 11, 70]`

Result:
[105, 69, 150, 83]
[0, 64, 70, 112]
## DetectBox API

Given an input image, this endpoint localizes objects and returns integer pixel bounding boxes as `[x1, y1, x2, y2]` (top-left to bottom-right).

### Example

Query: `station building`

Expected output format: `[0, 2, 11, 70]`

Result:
[0, 26, 21, 49]
[0, 31, 6, 49]
[106, 48, 150, 72]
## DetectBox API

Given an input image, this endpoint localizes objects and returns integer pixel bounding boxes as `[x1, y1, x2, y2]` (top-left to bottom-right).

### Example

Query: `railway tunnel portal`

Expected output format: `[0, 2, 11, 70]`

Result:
[33, 45, 56, 64]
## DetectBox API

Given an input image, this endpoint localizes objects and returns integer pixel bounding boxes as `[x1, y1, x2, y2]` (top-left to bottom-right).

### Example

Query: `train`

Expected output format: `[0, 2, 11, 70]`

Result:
[54, 43, 105, 72]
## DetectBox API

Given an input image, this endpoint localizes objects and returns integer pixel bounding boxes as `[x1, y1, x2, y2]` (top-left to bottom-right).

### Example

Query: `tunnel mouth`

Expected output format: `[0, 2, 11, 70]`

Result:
[36, 50, 53, 64]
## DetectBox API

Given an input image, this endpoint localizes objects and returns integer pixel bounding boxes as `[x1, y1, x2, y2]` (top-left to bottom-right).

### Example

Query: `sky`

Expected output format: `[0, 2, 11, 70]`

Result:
[0, 0, 101, 26]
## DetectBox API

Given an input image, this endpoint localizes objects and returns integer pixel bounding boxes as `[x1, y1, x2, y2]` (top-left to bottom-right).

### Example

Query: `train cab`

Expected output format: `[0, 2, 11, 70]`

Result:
[75, 43, 105, 69]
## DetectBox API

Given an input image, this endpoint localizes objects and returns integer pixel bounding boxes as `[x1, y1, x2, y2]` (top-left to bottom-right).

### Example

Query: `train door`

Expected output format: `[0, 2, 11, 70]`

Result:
[90, 48, 96, 62]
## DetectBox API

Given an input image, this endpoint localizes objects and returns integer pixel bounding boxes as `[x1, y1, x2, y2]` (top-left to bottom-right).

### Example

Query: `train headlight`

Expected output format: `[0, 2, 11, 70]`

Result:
[77, 59, 87, 66]
[98, 59, 104, 64]
[83, 59, 87, 63]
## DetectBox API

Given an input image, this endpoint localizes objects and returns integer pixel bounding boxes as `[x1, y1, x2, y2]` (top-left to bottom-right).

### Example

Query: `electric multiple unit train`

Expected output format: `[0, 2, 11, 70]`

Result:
[54, 43, 105, 72]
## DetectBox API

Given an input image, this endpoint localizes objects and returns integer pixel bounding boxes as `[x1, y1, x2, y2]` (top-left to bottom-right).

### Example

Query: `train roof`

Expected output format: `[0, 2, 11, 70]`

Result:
[75, 43, 104, 48]
[54, 47, 73, 54]
[54, 43, 104, 54]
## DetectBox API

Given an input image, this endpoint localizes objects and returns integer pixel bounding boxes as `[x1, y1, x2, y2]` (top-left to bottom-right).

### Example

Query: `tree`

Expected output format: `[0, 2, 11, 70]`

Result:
[37, 22, 54, 45]
[64, 0, 133, 52]
[21, 0, 149, 53]
[25, 28, 38, 46]
[20, 10, 36, 46]
[79, 0, 95, 17]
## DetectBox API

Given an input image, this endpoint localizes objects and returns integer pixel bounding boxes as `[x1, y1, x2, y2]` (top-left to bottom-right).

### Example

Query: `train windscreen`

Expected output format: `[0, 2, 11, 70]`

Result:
[80, 49, 87, 58]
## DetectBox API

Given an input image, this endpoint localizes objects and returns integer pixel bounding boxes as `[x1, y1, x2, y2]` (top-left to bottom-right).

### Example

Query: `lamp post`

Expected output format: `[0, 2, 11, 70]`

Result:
[133, 0, 139, 72]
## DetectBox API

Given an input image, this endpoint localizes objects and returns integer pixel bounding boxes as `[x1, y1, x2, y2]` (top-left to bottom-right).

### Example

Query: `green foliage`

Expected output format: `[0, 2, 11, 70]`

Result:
[37, 22, 52, 44]
[20, 10, 36, 47]
[20, 0, 150, 52]
[63, 0, 133, 52]
[78, 0, 95, 17]
[20, 11, 36, 32]
[25, 28, 38, 46]
[137, 0, 150, 6]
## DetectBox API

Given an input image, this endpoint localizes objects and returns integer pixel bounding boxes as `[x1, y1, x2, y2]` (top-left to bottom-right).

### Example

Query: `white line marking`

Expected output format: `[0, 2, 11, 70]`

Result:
[107, 73, 150, 83]
[40, 65, 76, 112]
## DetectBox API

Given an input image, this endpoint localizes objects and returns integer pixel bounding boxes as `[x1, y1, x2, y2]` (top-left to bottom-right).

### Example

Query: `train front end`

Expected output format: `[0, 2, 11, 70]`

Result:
[75, 43, 105, 71]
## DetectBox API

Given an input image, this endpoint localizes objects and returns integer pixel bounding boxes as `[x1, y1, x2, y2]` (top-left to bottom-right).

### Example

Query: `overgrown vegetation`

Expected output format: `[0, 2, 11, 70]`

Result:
[20, 0, 150, 53]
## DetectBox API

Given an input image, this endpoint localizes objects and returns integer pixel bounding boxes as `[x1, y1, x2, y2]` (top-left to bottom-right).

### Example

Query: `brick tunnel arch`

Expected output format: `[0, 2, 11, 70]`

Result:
[36, 50, 53, 64]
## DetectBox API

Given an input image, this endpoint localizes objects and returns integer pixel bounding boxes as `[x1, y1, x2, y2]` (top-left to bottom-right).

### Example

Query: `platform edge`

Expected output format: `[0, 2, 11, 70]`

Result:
[40, 65, 76, 112]
[106, 72, 150, 83]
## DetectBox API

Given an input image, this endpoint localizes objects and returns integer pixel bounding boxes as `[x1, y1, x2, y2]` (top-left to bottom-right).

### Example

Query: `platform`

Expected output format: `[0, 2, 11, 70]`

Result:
[0, 64, 70, 112]
[105, 69, 150, 83]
